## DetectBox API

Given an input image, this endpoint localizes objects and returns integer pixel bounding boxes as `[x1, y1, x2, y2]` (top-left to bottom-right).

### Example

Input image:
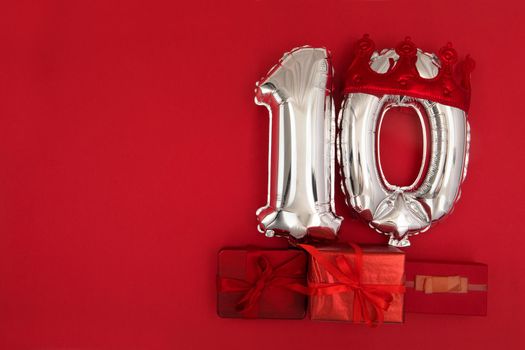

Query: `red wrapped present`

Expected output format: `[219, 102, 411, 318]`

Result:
[301, 243, 405, 325]
[404, 261, 488, 315]
[217, 249, 308, 319]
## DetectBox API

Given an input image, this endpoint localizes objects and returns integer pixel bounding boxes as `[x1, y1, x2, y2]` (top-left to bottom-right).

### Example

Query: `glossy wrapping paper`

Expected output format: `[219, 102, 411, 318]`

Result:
[217, 249, 307, 319]
[307, 244, 405, 323]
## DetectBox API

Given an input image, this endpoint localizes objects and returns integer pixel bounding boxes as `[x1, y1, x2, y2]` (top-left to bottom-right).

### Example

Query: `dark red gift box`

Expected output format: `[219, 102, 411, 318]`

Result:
[217, 249, 308, 319]
[302, 243, 405, 324]
[404, 261, 488, 316]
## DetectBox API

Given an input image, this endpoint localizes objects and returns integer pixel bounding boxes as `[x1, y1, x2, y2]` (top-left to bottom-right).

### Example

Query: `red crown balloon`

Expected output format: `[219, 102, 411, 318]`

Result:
[344, 35, 475, 112]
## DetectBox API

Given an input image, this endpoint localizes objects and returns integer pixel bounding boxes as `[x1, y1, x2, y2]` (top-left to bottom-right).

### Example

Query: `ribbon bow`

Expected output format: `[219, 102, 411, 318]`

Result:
[414, 275, 468, 294]
[218, 253, 308, 317]
[299, 243, 405, 326]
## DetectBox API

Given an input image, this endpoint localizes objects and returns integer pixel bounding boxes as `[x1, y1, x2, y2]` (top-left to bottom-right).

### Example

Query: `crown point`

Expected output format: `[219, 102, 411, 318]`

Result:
[396, 40, 417, 57]
[439, 44, 458, 65]
[396, 38, 417, 57]
[355, 35, 375, 56]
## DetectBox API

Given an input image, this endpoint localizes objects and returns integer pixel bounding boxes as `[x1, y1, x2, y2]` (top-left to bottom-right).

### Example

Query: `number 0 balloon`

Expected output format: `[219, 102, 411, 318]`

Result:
[339, 36, 474, 246]
[255, 47, 342, 241]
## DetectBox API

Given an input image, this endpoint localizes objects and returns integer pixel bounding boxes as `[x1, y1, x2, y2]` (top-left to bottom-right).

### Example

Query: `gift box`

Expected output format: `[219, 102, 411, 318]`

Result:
[301, 243, 405, 325]
[404, 261, 488, 315]
[217, 248, 308, 319]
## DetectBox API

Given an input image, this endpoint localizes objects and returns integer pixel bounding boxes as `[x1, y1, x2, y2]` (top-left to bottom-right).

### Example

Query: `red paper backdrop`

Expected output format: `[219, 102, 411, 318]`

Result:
[1, 1, 524, 349]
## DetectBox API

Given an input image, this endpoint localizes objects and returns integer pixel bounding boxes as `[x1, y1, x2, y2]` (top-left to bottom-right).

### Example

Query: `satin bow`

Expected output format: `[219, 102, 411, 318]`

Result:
[300, 243, 405, 326]
[218, 253, 308, 317]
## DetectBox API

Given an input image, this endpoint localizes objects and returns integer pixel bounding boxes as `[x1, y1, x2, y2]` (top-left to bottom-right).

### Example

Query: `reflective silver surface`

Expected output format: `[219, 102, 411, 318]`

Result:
[339, 49, 470, 247]
[255, 47, 342, 240]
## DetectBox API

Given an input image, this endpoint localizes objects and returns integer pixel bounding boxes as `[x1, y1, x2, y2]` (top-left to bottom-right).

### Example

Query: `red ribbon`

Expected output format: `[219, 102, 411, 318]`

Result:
[299, 243, 405, 326]
[217, 253, 308, 318]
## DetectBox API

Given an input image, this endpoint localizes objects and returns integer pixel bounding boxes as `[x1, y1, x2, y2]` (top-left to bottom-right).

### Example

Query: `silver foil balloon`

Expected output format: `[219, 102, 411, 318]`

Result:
[255, 47, 342, 240]
[339, 49, 470, 247]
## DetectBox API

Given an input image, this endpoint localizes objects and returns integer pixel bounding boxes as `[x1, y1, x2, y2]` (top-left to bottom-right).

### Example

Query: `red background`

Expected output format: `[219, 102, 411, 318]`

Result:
[1, 1, 523, 349]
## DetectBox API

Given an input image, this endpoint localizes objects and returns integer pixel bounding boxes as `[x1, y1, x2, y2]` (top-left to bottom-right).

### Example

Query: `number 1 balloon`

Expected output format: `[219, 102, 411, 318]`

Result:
[255, 47, 342, 241]
[339, 36, 474, 247]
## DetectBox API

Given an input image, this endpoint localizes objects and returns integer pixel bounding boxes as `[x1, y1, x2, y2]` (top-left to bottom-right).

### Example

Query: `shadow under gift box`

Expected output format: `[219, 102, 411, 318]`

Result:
[404, 261, 488, 316]
[217, 249, 308, 319]
[306, 244, 405, 323]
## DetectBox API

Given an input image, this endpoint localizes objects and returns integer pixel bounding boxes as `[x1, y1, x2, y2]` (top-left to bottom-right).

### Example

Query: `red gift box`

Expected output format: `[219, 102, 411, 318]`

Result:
[404, 261, 488, 316]
[301, 243, 405, 325]
[217, 249, 308, 319]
